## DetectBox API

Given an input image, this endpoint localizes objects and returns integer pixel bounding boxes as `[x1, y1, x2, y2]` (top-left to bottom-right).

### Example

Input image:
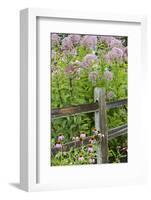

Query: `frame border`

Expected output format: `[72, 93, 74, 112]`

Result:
[20, 8, 147, 191]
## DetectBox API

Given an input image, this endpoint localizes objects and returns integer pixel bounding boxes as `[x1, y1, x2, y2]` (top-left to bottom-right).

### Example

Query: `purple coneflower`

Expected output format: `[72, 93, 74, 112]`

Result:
[55, 141, 62, 148]
[58, 134, 64, 141]
[80, 132, 86, 139]
[89, 136, 96, 144]
[78, 155, 84, 161]
[88, 144, 93, 153]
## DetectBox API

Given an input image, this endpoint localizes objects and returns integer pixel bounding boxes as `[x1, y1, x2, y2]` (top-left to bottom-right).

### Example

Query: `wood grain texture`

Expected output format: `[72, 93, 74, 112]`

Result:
[51, 99, 127, 119]
[95, 88, 108, 163]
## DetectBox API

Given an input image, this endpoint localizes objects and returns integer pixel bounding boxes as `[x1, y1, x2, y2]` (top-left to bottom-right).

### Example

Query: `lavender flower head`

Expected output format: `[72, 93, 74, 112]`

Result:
[99, 36, 123, 48]
[83, 54, 97, 66]
[89, 71, 98, 82]
[51, 33, 60, 47]
[105, 47, 123, 64]
[80, 35, 97, 49]
[62, 36, 73, 50]
[99, 36, 113, 45]
[104, 71, 113, 81]
[109, 38, 123, 48]
[64, 64, 79, 75]
[68, 34, 81, 45]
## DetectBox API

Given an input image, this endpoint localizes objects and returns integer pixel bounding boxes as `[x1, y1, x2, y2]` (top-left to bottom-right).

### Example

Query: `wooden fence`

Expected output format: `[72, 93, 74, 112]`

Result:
[51, 87, 127, 164]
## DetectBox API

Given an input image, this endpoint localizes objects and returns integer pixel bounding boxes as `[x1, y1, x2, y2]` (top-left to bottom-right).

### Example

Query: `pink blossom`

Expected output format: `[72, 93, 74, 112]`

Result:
[55, 143, 62, 148]
[88, 147, 93, 153]
[78, 156, 84, 161]
[58, 134, 64, 141]
[89, 137, 96, 144]
[80, 132, 86, 139]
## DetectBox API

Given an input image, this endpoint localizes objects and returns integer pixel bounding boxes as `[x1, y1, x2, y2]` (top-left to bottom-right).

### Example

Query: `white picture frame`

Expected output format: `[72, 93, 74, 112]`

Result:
[20, 8, 147, 192]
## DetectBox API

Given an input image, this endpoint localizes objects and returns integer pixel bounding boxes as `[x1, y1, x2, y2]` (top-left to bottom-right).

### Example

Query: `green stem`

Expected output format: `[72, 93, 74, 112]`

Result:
[69, 77, 73, 103]
[56, 75, 64, 106]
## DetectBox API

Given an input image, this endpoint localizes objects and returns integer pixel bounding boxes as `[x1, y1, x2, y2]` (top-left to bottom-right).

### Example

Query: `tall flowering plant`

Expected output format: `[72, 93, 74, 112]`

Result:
[51, 33, 128, 166]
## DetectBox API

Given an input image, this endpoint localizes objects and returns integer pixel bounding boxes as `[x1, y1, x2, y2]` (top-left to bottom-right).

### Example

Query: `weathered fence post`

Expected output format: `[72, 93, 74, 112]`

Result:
[94, 88, 108, 164]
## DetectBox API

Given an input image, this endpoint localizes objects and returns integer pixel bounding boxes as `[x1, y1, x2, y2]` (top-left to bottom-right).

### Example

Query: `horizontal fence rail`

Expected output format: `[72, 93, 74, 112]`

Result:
[51, 98, 127, 119]
[51, 124, 127, 156]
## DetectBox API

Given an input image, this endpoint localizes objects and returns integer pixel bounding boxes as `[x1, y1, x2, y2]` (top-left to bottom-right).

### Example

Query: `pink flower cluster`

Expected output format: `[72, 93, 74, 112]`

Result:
[99, 36, 123, 48]
[80, 35, 97, 50]
[51, 33, 60, 47]
[105, 47, 124, 64]
[55, 133, 64, 148]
